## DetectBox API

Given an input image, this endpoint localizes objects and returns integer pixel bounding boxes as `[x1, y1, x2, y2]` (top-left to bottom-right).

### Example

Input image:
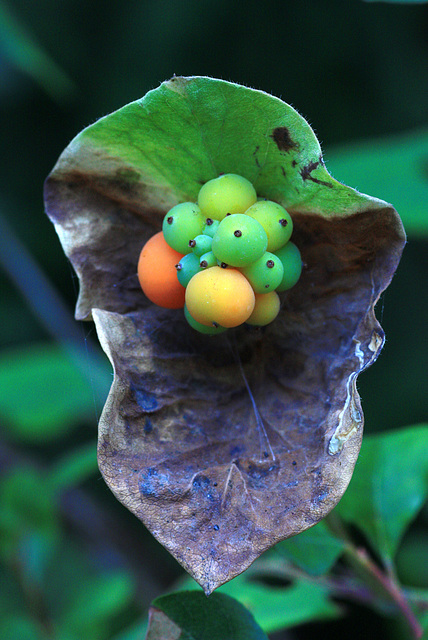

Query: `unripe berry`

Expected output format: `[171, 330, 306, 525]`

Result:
[198, 174, 257, 221]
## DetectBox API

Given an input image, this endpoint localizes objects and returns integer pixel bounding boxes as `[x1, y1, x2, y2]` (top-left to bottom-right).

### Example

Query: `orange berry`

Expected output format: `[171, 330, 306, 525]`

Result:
[137, 232, 185, 309]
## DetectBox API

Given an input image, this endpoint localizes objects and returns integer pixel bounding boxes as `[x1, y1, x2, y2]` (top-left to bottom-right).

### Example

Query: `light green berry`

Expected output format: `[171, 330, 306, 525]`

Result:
[245, 200, 293, 252]
[198, 174, 257, 221]
[162, 202, 205, 254]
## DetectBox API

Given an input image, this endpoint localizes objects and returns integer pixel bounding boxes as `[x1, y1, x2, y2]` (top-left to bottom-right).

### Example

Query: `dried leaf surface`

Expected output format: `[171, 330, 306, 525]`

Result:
[44, 77, 405, 593]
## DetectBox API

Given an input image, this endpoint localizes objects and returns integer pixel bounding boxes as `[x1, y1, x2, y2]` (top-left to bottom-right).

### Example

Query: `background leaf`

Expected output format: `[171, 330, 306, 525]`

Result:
[335, 425, 428, 563]
[177, 568, 341, 634]
[326, 129, 428, 238]
[48, 441, 98, 493]
[0, 342, 98, 442]
[363, 1, 428, 4]
[218, 574, 341, 633]
[146, 591, 268, 640]
[0, 468, 60, 577]
[1, 1, 427, 638]
[0, 1, 76, 102]
[273, 520, 345, 576]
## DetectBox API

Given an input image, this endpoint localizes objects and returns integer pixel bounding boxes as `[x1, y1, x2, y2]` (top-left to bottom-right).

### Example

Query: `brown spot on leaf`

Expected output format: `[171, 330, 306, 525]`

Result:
[300, 160, 333, 188]
[271, 127, 298, 153]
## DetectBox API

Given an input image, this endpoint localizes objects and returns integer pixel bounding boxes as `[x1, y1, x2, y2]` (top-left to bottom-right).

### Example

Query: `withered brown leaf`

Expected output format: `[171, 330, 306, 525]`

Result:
[44, 76, 405, 593]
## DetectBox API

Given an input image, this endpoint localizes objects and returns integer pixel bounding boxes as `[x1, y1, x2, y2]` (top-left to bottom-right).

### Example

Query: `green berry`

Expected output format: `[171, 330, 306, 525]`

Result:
[240, 251, 284, 293]
[162, 202, 205, 254]
[211, 213, 268, 267]
[184, 305, 227, 335]
[274, 242, 302, 291]
[190, 234, 213, 256]
[176, 253, 202, 287]
[199, 251, 217, 269]
[202, 218, 220, 237]
[245, 200, 293, 251]
[198, 174, 257, 221]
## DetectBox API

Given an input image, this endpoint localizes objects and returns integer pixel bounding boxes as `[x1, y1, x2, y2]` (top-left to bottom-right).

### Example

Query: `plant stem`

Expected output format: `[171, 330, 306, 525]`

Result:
[325, 513, 423, 639]
[349, 547, 423, 639]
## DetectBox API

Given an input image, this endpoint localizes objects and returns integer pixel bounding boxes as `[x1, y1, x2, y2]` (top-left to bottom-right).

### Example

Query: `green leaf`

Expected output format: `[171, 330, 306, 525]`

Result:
[177, 568, 341, 634]
[60, 572, 135, 637]
[274, 520, 345, 576]
[146, 591, 268, 640]
[0, 563, 26, 615]
[44, 539, 135, 640]
[0, 342, 97, 442]
[68, 75, 391, 229]
[335, 425, 428, 563]
[396, 531, 428, 588]
[112, 619, 149, 640]
[326, 129, 428, 237]
[0, 615, 45, 640]
[0, 468, 59, 578]
[0, 1, 77, 102]
[363, 0, 428, 3]
[49, 441, 98, 492]
[218, 574, 341, 633]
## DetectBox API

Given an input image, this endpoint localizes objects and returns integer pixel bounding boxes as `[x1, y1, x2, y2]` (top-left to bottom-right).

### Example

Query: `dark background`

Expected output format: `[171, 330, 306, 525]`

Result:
[0, 1, 427, 639]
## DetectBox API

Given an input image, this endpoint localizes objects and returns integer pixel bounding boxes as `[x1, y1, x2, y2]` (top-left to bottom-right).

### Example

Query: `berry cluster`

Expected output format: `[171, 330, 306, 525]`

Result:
[137, 174, 302, 334]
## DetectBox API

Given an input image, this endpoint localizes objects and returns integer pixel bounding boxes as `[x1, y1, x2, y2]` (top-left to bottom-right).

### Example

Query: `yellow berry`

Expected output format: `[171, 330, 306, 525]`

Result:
[197, 174, 257, 221]
[246, 291, 280, 326]
[185, 266, 255, 328]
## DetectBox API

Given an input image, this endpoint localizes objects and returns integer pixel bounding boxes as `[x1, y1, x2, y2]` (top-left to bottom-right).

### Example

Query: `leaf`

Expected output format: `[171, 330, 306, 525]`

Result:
[177, 567, 341, 634]
[0, 615, 45, 640]
[112, 619, 149, 640]
[44, 539, 135, 640]
[0, 468, 60, 578]
[363, 0, 427, 3]
[218, 574, 341, 633]
[45, 76, 405, 592]
[0, 1, 77, 102]
[396, 531, 428, 588]
[335, 425, 428, 563]
[0, 342, 98, 442]
[60, 572, 135, 638]
[146, 591, 268, 640]
[274, 520, 345, 576]
[326, 128, 428, 238]
[49, 441, 98, 492]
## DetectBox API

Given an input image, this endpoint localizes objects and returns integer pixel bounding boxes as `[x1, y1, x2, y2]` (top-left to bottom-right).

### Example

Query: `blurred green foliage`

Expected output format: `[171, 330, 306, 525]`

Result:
[336, 425, 428, 565]
[0, 0, 427, 638]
